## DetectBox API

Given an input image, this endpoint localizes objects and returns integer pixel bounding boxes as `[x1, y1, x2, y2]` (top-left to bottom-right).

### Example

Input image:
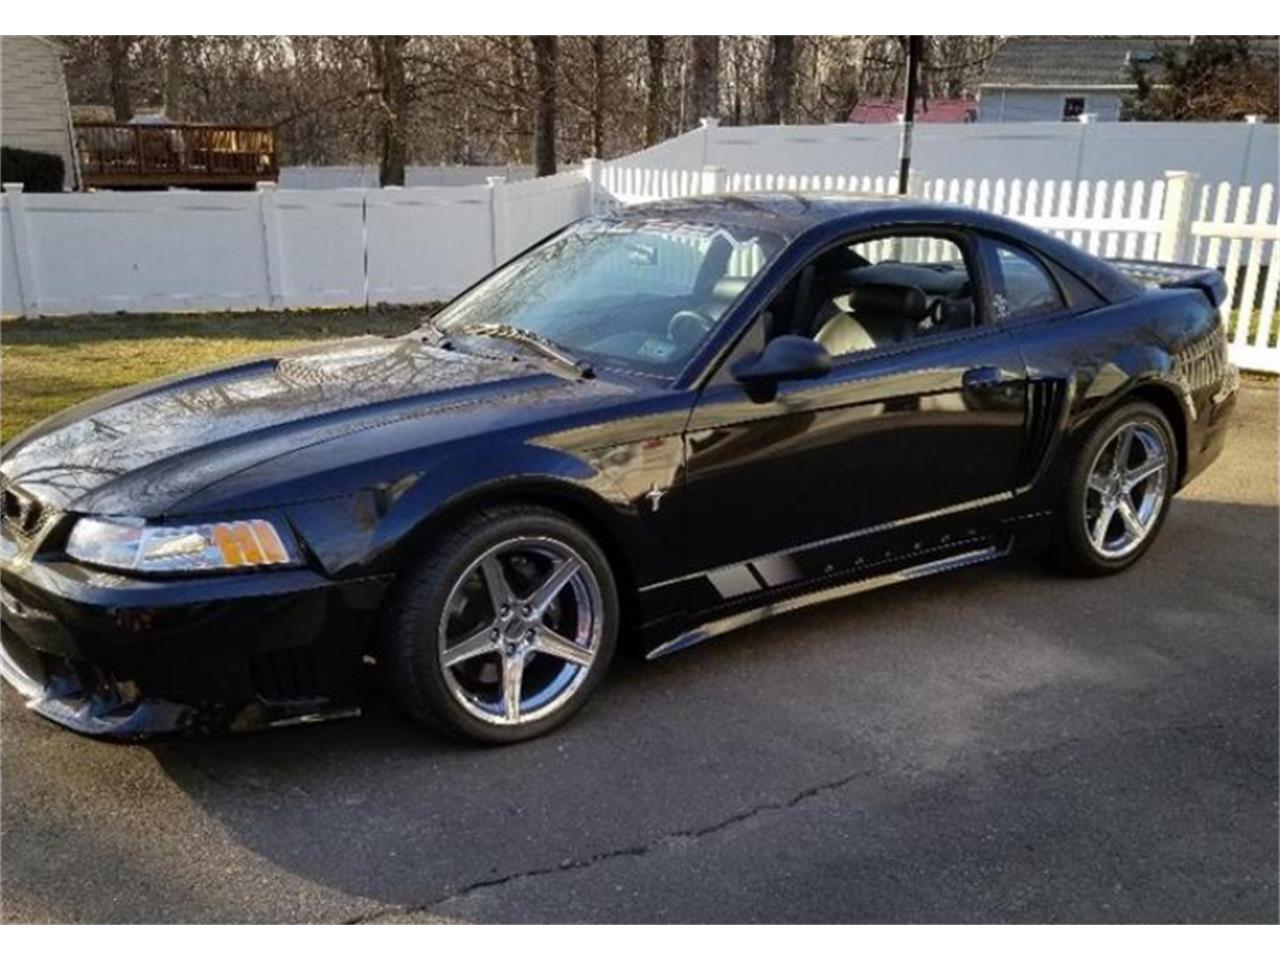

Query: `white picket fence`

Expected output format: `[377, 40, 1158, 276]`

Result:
[592, 160, 1280, 372]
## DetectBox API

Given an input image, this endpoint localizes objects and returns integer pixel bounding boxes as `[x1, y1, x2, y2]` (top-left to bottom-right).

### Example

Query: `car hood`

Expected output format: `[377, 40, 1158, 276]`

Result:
[1, 336, 599, 517]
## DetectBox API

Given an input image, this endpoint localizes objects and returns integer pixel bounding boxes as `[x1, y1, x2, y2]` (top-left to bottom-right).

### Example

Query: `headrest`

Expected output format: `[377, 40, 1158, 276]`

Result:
[712, 276, 751, 301]
[842, 282, 929, 321]
[839, 262, 970, 298]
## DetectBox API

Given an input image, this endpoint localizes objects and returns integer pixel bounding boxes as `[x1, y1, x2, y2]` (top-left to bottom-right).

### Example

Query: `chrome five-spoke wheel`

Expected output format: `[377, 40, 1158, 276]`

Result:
[381, 505, 618, 742]
[438, 536, 604, 727]
[1083, 420, 1170, 560]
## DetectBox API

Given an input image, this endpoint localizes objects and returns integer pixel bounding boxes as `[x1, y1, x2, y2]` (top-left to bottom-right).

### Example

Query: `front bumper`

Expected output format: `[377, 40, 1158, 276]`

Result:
[1, 541, 393, 739]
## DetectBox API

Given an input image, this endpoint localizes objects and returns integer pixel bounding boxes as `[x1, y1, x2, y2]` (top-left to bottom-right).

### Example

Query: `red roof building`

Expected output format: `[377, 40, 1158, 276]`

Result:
[849, 97, 977, 123]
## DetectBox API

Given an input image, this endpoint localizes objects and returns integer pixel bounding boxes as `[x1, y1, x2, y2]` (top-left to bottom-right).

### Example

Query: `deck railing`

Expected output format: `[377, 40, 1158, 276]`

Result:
[74, 123, 277, 189]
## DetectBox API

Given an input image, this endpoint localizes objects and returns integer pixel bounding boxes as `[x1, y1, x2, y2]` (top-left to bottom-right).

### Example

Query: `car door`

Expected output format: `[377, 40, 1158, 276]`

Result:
[680, 227, 1030, 602]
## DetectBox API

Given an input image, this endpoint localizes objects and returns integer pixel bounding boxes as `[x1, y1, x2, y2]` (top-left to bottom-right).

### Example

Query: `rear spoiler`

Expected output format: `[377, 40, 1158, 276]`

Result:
[1109, 259, 1228, 308]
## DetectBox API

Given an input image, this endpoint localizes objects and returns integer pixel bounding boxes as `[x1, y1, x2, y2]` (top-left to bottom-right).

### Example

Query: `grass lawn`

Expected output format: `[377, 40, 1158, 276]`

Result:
[0, 307, 431, 445]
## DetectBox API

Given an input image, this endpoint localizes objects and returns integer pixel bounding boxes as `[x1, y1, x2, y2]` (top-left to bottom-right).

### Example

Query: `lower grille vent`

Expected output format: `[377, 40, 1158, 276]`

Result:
[250, 648, 322, 702]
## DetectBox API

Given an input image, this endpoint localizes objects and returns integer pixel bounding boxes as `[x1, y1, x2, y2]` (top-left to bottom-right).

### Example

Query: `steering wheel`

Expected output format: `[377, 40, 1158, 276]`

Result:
[668, 309, 716, 348]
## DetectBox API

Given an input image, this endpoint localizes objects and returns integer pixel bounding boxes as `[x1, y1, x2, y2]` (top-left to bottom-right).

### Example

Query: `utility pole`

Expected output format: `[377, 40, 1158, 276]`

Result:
[897, 35, 923, 195]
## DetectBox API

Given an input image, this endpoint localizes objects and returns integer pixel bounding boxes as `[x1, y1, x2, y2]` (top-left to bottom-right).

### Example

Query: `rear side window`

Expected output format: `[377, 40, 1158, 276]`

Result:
[987, 242, 1065, 321]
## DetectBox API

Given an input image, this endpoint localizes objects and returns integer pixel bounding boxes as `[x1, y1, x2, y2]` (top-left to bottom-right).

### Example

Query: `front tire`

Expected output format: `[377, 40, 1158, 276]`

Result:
[1051, 401, 1178, 576]
[379, 504, 619, 744]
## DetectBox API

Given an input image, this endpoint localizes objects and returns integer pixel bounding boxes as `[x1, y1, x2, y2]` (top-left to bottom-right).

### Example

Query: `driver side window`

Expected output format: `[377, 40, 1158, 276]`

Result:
[765, 232, 979, 359]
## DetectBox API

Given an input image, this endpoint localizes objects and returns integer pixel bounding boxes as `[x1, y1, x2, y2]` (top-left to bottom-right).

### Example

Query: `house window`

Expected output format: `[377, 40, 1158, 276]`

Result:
[1062, 96, 1087, 121]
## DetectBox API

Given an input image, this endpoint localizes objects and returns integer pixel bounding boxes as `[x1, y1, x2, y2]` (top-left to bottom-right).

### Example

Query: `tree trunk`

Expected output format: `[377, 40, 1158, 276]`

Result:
[762, 36, 795, 124]
[688, 36, 720, 125]
[507, 38, 529, 164]
[530, 36, 557, 176]
[163, 35, 184, 121]
[370, 36, 408, 187]
[107, 37, 133, 122]
[644, 36, 666, 145]
[728, 39, 743, 125]
[590, 36, 606, 158]
[897, 36, 923, 195]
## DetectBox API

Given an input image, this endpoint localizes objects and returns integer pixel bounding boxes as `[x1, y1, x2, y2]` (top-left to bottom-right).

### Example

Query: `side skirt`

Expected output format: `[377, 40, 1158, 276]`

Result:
[645, 542, 1010, 660]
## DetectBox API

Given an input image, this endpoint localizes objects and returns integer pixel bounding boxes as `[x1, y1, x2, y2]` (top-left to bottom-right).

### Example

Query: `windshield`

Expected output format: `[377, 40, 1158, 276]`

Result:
[430, 216, 787, 377]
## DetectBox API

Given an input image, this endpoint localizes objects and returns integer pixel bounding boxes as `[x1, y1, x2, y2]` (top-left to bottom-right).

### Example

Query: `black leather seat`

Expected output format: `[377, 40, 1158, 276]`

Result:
[810, 282, 930, 355]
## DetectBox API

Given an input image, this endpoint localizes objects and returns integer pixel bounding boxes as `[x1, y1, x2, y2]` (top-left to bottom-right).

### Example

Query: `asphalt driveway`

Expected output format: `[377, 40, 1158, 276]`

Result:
[2, 384, 1276, 923]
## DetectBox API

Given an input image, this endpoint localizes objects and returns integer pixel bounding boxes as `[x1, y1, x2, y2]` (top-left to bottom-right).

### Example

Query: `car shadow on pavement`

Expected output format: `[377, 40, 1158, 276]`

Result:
[137, 495, 1277, 921]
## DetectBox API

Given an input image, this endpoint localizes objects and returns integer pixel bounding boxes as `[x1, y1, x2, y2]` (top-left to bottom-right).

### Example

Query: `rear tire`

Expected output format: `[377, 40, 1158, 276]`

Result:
[1049, 401, 1178, 576]
[379, 504, 619, 744]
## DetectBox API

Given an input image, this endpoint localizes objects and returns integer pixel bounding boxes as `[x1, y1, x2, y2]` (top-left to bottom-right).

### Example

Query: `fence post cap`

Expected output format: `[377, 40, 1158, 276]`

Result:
[3, 182, 25, 193]
[699, 117, 721, 129]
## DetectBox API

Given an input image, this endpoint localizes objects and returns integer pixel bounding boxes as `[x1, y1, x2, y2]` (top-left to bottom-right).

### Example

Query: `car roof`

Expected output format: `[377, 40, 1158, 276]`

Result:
[614, 192, 1141, 303]
[615, 192, 913, 237]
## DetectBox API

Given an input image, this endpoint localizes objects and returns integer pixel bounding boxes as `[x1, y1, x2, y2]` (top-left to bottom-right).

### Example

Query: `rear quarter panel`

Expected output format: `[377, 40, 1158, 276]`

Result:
[1009, 285, 1229, 511]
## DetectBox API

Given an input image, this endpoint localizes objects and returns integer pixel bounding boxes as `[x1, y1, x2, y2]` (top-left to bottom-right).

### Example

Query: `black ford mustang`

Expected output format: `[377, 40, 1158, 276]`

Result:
[1, 195, 1238, 743]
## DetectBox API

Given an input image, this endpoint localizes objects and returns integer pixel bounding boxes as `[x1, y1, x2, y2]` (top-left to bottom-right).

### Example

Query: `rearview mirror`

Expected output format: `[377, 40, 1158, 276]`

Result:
[732, 335, 832, 385]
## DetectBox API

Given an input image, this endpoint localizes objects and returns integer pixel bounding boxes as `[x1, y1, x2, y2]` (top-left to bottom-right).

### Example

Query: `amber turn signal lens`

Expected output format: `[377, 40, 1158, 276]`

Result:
[212, 520, 290, 568]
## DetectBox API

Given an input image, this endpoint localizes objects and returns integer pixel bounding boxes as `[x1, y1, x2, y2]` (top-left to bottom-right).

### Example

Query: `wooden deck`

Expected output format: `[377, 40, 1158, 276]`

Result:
[74, 123, 277, 189]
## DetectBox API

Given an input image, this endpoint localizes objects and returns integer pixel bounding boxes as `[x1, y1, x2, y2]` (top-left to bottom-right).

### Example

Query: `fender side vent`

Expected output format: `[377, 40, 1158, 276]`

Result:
[1021, 379, 1066, 485]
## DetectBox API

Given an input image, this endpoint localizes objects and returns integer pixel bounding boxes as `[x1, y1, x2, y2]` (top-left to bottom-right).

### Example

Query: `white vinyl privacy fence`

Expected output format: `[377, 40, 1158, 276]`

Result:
[279, 163, 536, 189]
[2, 123, 1278, 372]
[611, 118, 1279, 192]
[1, 171, 589, 316]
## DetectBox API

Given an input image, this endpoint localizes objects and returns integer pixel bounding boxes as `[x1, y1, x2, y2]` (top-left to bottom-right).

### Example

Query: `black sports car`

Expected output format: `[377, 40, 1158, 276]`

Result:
[0, 195, 1238, 743]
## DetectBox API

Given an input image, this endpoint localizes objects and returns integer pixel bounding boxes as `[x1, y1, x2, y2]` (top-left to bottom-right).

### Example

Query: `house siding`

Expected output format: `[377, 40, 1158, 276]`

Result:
[976, 88, 1125, 123]
[0, 36, 76, 188]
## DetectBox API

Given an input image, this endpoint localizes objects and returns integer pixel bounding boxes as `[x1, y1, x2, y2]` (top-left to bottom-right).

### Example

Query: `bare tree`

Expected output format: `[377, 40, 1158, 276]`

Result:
[106, 37, 134, 121]
[370, 36, 409, 186]
[762, 36, 795, 124]
[688, 36, 720, 124]
[644, 36, 666, 145]
[60, 35, 1003, 170]
[530, 36, 557, 175]
[506, 37, 530, 163]
[589, 36, 606, 157]
[162, 36, 184, 120]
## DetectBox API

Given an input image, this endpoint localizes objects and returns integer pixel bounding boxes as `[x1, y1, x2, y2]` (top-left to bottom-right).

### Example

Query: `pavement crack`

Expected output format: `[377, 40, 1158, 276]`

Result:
[343, 766, 876, 924]
[343, 715, 1280, 923]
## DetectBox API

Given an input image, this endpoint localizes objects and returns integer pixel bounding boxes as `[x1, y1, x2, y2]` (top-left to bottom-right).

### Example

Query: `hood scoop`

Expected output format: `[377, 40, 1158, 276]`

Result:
[275, 340, 444, 386]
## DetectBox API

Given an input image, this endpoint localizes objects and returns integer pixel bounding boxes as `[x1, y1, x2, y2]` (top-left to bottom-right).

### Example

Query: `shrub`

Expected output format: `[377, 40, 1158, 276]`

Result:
[0, 147, 65, 192]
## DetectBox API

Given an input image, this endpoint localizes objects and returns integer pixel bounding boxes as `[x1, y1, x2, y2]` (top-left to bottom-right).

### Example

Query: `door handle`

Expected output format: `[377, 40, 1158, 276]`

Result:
[962, 366, 1008, 390]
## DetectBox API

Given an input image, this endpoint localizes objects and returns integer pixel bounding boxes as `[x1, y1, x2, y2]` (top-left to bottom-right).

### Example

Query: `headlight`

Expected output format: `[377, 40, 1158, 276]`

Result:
[66, 516, 298, 573]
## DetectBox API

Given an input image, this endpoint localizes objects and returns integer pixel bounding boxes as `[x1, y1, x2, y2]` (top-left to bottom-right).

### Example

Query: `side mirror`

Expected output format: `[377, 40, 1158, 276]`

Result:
[732, 335, 832, 385]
